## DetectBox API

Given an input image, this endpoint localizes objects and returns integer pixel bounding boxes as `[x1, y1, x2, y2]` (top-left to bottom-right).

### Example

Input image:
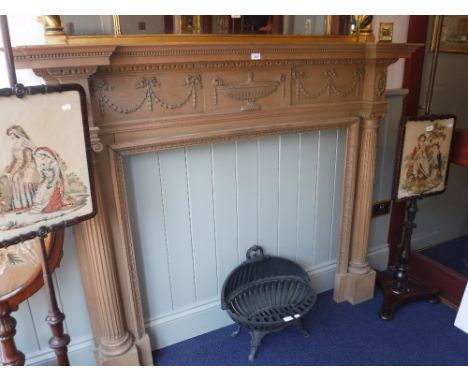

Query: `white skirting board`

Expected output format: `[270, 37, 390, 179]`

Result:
[25, 336, 95, 366]
[367, 244, 390, 271]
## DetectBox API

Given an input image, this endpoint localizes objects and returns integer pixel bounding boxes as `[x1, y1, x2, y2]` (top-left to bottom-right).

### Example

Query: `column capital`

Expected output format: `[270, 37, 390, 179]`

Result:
[33, 66, 98, 83]
[361, 116, 381, 129]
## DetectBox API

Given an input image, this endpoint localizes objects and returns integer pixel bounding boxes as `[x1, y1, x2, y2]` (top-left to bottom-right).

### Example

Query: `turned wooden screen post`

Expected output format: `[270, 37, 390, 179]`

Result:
[38, 228, 70, 366]
[388, 16, 430, 267]
[378, 17, 448, 320]
[0, 15, 24, 367]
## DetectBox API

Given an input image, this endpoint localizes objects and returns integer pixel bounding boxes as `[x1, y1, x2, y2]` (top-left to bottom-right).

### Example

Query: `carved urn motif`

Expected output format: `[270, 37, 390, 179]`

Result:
[213, 71, 284, 111]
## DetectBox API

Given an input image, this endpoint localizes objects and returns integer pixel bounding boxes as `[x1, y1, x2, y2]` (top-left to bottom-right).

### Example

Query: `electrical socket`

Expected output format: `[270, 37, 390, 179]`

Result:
[372, 200, 391, 218]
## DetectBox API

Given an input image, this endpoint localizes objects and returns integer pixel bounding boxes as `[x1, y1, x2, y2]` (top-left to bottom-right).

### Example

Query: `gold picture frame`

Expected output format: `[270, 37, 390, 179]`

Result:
[432, 16, 468, 53]
[379, 22, 394, 43]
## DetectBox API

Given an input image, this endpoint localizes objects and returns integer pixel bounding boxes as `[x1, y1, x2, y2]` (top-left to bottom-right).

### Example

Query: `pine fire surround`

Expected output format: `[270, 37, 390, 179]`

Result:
[14, 38, 418, 365]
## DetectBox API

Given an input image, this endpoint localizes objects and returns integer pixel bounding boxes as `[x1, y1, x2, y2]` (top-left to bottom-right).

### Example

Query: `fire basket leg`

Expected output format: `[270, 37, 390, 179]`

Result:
[231, 325, 242, 338]
[249, 330, 268, 361]
[295, 318, 310, 338]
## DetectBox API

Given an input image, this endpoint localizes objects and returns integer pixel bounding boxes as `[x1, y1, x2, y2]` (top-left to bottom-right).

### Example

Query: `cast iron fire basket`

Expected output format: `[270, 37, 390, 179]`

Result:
[221, 245, 317, 361]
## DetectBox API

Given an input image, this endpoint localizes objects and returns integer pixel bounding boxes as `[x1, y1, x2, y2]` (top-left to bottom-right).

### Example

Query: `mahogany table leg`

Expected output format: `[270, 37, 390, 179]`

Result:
[0, 302, 25, 366]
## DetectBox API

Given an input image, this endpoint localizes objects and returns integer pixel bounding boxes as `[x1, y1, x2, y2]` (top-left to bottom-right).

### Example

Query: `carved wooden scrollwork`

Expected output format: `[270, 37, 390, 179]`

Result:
[92, 74, 202, 116]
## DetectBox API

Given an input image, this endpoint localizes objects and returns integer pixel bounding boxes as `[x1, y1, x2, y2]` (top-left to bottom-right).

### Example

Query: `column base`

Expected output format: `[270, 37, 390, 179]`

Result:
[94, 333, 153, 365]
[95, 343, 140, 366]
[333, 269, 376, 304]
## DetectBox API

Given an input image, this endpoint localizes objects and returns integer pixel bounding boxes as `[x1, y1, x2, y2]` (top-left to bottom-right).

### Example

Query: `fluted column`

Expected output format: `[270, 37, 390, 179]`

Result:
[345, 116, 380, 303]
[333, 121, 360, 303]
[73, 161, 139, 365]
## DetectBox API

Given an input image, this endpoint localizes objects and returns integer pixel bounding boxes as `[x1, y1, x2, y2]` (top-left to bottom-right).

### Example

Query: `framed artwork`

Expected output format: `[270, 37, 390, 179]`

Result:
[393, 114, 456, 201]
[432, 16, 468, 53]
[0, 84, 96, 248]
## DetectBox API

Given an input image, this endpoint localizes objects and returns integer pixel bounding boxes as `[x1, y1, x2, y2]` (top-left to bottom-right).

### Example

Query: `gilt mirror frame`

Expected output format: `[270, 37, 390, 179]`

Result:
[37, 15, 376, 45]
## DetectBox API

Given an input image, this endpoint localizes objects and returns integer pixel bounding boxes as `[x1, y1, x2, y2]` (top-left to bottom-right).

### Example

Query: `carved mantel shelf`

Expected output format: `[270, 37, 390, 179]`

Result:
[14, 42, 417, 71]
[13, 39, 420, 366]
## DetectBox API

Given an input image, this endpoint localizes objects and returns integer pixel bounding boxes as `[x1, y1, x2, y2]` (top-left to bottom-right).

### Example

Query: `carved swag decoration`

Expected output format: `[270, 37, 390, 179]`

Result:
[92, 74, 203, 116]
[292, 68, 364, 101]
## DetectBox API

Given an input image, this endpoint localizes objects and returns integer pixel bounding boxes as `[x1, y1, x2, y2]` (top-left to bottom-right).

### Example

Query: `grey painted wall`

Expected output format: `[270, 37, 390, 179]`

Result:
[413, 16, 468, 250]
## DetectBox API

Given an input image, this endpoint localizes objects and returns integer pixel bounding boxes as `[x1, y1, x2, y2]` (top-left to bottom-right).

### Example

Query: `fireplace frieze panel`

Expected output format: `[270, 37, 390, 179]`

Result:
[90, 63, 368, 126]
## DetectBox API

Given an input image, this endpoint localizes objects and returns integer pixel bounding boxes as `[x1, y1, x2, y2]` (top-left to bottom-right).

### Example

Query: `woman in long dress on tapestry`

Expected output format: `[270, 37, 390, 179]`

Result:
[3, 125, 39, 212]
[32, 147, 74, 213]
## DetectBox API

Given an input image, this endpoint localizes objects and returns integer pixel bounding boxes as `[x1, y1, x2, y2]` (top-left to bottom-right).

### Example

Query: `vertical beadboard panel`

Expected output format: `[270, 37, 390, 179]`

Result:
[258, 136, 280, 255]
[125, 152, 174, 318]
[125, 129, 347, 349]
[296, 131, 319, 268]
[158, 148, 197, 308]
[236, 139, 259, 261]
[186, 145, 218, 302]
[211, 142, 238, 292]
[314, 130, 339, 265]
[54, 230, 92, 339]
[277, 134, 300, 260]
[11, 301, 40, 355]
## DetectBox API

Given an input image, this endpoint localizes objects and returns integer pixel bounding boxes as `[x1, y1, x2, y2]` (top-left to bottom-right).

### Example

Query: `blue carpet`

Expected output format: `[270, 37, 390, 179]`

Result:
[154, 289, 468, 366]
[421, 235, 468, 277]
